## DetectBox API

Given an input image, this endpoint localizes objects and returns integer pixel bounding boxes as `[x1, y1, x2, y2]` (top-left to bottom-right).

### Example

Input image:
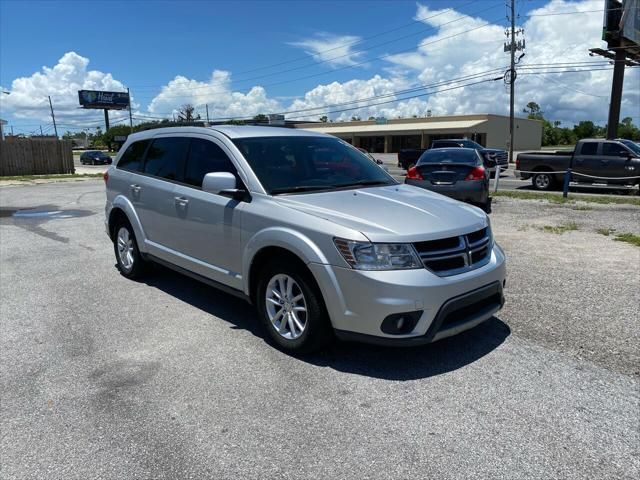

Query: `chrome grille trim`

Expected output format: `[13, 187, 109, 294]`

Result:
[414, 227, 492, 277]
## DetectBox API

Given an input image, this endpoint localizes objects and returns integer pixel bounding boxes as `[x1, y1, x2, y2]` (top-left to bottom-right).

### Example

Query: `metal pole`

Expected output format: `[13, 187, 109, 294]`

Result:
[206, 104, 210, 123]
[40, 125, 43, 136]
[127, 88, 133, 132]
[11, 125, 14, 136]
[508, 0, 516, 167]
[606, 50, 626, 139]
[48, 96, 58, 138]
[104, 109, 110, 131]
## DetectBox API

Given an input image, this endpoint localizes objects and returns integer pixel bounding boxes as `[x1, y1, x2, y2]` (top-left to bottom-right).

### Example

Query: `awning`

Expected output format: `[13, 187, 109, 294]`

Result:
[296, 119, 487, 136]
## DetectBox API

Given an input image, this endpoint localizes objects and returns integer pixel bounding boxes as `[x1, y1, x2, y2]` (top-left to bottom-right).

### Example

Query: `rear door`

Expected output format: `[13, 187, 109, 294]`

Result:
[170, 136, 245, 290]
[572, 141, 600, 181]
[135, 136, 189, 249]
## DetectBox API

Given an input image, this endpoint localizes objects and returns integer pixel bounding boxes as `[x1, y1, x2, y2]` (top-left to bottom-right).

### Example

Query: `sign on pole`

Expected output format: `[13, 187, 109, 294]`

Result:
[78, 90, 130, 110]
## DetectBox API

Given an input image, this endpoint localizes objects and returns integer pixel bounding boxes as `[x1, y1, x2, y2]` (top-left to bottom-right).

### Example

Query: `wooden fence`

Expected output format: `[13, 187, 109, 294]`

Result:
[0, 139, 75, 176]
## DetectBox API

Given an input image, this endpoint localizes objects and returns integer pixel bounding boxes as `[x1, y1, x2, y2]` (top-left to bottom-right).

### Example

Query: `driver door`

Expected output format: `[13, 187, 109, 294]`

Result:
[170, 136, 246, 290]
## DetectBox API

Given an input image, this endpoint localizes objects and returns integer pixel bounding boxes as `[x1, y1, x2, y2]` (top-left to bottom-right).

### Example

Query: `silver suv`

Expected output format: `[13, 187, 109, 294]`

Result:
[105, 126, 506, 353]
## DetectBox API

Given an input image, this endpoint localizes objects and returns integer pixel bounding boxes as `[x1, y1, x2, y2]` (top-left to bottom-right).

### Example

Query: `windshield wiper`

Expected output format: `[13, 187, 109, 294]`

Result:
[270, 185, 332, 195]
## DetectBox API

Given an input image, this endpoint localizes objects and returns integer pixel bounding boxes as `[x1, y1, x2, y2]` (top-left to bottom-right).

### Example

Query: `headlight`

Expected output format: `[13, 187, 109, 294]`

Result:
[334, 238, 422, 270]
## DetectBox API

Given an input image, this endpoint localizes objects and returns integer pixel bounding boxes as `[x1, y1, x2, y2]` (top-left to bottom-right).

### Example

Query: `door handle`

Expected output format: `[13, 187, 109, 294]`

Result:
[174, 196, 189, 207]
[130, 184, 141, 193]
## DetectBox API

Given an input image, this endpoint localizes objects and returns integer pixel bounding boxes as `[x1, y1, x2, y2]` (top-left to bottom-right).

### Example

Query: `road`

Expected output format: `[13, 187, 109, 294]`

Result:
[1, 181, 637, 479]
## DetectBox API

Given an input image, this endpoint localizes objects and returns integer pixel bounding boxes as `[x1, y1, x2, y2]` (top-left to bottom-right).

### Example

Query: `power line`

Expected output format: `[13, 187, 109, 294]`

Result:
[129, 0, 497, 91]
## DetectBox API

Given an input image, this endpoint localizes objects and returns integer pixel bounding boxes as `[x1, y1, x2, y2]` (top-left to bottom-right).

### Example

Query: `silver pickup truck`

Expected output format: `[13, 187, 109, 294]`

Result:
[515, 138, 640, 191]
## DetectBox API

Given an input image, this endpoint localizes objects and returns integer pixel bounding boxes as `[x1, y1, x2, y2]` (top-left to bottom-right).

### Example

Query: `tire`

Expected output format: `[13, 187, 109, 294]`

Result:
[532, 172, 555, 191]
[481, 198, 492, 214]
[256, 259, 332, 354]
[113, 220, 147, 279]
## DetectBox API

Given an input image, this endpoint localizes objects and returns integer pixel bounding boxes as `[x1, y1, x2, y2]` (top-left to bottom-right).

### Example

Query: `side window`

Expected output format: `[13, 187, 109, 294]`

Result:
[580, 142, 598, 155]
[185, 138, 238, 188]
[602, 142, 628, 157]
[143, 137, 189, 180]
[117, 140, 150, 172]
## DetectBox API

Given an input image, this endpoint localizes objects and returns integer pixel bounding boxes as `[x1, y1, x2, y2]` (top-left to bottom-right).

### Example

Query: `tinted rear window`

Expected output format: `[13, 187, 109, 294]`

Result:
[143, 137, 189, 180]
[418, 149, 479, 164]
[117, 140, 150, 172]
[580, 142, 598, 155]
[433, 141, 462, 148]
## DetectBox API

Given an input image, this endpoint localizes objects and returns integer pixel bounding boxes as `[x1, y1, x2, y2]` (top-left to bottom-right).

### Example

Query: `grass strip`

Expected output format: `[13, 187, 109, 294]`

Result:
[613, 233, 640, 247]
[493, 190, 640, 206]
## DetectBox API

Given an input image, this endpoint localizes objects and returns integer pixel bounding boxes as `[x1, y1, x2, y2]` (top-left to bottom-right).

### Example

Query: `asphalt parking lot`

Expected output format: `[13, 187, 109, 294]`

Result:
[1, 180, 638, 479]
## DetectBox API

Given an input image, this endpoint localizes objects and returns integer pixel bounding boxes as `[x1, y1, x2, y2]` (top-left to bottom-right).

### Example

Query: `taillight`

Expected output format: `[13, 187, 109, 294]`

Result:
[515, 156, 520, 170]
[464, 166, 485, 181]
[406, 166, 423, 180]
[103, 171, 109, 184]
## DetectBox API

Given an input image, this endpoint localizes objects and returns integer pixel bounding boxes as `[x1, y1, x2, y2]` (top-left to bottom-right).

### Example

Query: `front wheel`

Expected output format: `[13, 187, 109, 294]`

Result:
[256, 261, 332, 354]
[532, 172, 555, 191]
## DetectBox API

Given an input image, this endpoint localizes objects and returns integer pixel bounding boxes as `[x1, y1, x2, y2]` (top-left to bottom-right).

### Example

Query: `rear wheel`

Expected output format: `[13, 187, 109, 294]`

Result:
[113, 220, 147, 279]
[532, 172, 555, 191]
[256, 260, 332, 354]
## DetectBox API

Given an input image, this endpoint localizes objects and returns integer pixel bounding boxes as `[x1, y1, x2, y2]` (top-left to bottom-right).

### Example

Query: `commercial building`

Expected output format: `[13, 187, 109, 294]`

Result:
[294, 114, 542, 153]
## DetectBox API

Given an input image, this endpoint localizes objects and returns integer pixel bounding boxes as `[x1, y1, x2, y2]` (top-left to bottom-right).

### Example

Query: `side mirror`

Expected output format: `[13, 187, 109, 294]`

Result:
[202, 172, 236, 194]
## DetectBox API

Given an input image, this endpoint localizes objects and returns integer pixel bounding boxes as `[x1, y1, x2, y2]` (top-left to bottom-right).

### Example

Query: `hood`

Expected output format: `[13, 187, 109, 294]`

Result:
[275, 184, 487, 243]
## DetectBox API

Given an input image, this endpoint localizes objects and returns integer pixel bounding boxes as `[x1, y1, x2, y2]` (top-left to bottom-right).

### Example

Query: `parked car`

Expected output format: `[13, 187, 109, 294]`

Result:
[405, 148, 492, 213]
[397, 139, 508, 173]
[80, 151, 112, 165]
[104, 126, 506, 353]
[431, 139, 508, 175]
[516, 138, 640, 191]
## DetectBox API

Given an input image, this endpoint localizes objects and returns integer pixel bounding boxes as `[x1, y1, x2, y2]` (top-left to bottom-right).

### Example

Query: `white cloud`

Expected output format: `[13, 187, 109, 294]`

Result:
[146, 70, 282, 120]
[289, 33, 365, 67]
[0, 52, 133, 128]
[2, 1, 638, 132]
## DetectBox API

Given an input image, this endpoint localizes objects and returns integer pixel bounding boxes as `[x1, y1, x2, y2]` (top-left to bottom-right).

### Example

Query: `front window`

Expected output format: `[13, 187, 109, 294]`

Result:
[618, 139, 640, 156]
[233, 136, 396, 194]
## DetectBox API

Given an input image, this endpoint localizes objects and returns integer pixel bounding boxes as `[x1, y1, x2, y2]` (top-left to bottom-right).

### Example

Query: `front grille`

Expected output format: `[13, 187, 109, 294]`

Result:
[414, 227, 492, 276]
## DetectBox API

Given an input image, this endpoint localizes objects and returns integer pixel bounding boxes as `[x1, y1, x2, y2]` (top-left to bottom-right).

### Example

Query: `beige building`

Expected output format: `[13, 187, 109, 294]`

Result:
[294, 114, 542, 153]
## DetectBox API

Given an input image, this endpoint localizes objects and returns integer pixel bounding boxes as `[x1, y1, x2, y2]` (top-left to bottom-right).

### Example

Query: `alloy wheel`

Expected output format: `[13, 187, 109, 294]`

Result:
[265, 274, 308, 340]
[116, 226, 135, 272]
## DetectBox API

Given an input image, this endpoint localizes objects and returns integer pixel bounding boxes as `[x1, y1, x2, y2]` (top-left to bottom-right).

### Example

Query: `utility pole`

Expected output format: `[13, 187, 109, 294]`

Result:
[127, 87, 133, 132]
[48, 95, 58, 138]
[509, 0, 515, 166]
[40, 125, 43, 136]
[206, 104, 210, 123]
[504, 0, 525, 165]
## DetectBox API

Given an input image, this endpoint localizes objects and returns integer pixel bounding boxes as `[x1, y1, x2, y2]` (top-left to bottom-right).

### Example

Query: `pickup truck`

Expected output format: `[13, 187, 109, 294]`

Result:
[397, 139, 508, 174]
[515, 138, 640, 191]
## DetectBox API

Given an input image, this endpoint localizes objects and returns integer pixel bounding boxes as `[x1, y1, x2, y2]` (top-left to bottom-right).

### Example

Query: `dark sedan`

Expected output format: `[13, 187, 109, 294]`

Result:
[405, 148, 491, 212]
[80, 151, 112, 165]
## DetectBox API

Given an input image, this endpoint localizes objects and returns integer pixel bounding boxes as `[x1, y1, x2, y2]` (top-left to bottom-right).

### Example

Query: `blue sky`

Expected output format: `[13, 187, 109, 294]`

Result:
[1, 0, 637, 134]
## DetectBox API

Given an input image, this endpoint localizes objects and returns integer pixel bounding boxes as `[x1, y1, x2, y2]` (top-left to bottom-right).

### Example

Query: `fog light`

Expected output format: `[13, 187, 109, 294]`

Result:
[381, 311, 422, 335]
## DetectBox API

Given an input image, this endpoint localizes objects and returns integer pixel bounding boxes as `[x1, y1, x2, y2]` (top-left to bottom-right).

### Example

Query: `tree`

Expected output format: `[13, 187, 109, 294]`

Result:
[176, 104, 201, 122]
[319, 116, 328, 123]
[367, 116, 376, 121]
[618, 117, 639, 140]
[253, 113, 269, 123]
[102, 125, 133, 151]
[350, 116, 361, 121]
[523, 101, 544, 120]
[573, 120, 597, 140]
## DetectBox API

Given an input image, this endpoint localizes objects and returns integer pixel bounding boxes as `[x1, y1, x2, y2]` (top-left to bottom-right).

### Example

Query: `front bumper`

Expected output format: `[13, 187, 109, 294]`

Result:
[308, 243, 506, 345]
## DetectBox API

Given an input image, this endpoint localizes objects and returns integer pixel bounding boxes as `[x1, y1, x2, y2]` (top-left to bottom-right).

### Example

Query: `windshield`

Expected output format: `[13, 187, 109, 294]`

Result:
[619, 139, 640, 156]
[233, 136, 396, 194]
[418, 149, 480, 164]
